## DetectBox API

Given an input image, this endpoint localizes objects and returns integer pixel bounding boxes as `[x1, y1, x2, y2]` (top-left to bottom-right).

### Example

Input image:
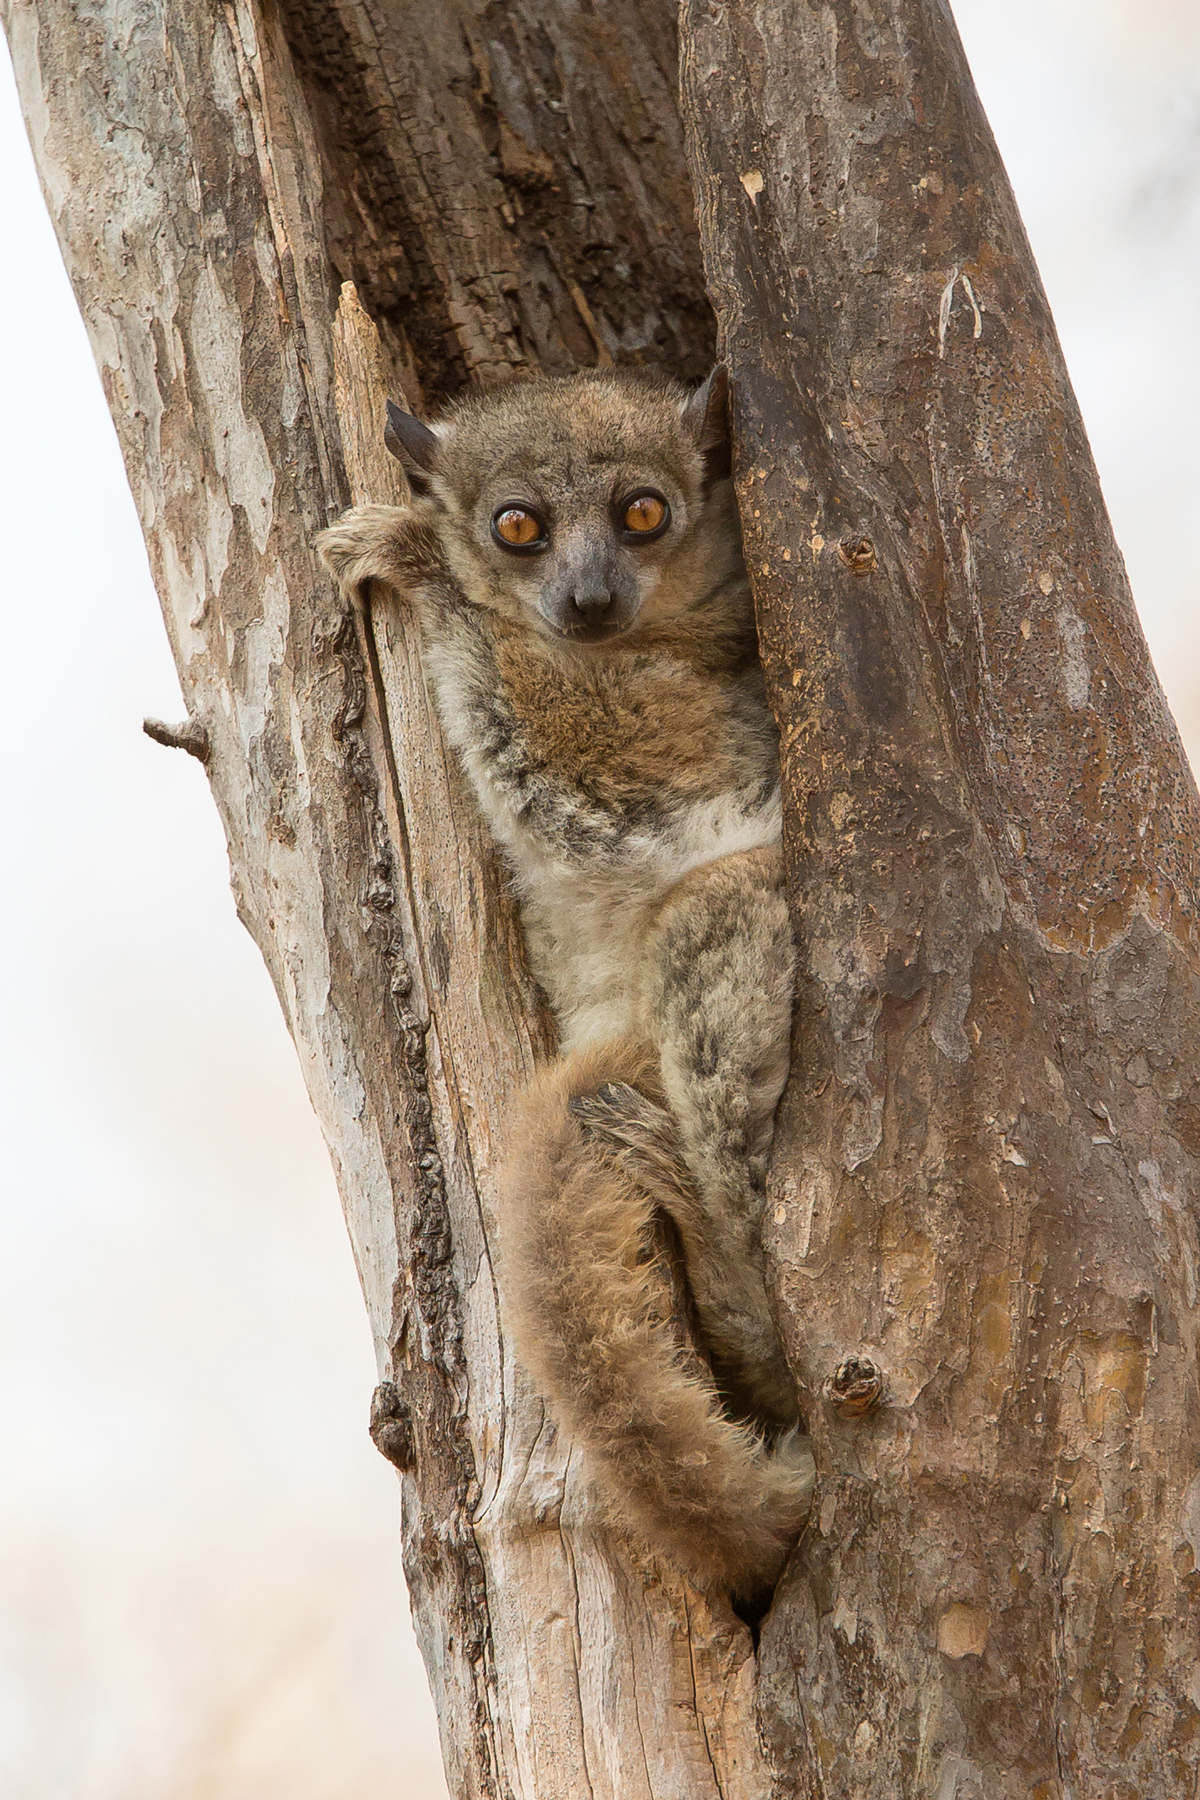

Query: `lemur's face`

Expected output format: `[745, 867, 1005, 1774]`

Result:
[386, 368, 733, 644]
[469, 458, 678, 644]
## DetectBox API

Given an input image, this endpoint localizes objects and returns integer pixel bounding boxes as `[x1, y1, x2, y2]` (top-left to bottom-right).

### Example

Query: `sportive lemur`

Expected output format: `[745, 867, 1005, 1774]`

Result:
[318, 366, 815, 1598]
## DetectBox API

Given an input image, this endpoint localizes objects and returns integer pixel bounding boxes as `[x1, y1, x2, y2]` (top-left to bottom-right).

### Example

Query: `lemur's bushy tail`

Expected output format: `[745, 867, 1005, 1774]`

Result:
[499, 1040, 814, 1598]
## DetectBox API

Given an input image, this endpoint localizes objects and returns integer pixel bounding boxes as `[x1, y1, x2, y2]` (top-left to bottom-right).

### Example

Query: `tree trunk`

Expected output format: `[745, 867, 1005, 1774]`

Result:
[8, 0, 1199, 1795]
[680, 2, 1200, 1793]
[4, 1, 767, 1794]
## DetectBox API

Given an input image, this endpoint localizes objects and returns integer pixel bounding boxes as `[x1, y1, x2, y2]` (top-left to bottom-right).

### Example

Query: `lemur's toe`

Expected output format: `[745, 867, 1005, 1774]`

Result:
[568, 1081, 641, 1131]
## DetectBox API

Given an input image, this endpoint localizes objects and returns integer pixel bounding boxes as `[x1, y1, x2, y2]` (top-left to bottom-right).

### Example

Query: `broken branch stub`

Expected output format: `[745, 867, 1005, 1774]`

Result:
[143, 715, 210, 762]
[681, 0, 1200, 1793]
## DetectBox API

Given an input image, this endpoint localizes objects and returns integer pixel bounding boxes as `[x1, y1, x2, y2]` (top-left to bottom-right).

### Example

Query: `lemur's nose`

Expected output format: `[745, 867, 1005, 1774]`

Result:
[572, 590, 613, 621]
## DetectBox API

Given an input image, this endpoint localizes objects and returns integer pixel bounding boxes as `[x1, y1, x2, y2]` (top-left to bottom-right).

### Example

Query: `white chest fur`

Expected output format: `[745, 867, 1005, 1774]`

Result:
[504, 788, 782, 1049]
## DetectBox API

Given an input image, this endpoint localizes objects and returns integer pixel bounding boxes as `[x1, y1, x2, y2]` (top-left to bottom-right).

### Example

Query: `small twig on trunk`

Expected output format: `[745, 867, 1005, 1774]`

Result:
[142, 715, 210, 763]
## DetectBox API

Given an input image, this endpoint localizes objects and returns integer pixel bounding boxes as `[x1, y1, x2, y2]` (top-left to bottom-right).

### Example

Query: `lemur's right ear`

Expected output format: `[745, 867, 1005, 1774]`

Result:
[680, 365, 731, 484]
[385, 399, 441, 494]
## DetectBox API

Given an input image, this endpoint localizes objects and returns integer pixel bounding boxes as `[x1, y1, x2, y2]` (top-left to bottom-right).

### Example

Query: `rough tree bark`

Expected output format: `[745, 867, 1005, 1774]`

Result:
[680, 3, 1200, 1794]
[8, 0, 1199, 1796]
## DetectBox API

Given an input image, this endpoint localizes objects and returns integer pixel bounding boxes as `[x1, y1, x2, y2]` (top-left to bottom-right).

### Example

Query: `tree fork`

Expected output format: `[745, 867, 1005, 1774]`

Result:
[680, 1, 1200, 1792]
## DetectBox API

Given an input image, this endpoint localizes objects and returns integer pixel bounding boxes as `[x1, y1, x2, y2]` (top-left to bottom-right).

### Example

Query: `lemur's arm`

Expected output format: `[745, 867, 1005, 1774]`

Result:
[642, 846, 798, 1425]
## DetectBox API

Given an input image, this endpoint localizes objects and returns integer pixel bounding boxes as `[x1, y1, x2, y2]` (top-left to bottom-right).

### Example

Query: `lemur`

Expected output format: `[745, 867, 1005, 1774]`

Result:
[318, 366, 814, 1598]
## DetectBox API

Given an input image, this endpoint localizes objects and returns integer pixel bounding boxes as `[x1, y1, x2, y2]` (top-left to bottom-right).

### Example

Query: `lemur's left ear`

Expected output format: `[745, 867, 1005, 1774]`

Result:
[385, 399, 441, 494]
[680, 365, 731, 480]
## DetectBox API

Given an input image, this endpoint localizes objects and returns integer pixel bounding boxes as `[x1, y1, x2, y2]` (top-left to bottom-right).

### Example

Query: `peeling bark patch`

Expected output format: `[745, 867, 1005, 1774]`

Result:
[937, 1604, 989, 1659]
[1056, 606, 1092, 712]
[933, 1755, 985, 1800]
[189, 261, 276, 557]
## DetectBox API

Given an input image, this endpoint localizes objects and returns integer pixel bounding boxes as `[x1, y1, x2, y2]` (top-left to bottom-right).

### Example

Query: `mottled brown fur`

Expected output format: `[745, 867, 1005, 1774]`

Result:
[318, 368, 813, 1595]
[489, 624, 767, 815]
[503, 1041, 813, 1596]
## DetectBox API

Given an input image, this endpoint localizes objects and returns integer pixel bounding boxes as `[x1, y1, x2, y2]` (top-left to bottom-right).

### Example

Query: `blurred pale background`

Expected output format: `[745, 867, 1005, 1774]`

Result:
[1, 3, 1196, 1796]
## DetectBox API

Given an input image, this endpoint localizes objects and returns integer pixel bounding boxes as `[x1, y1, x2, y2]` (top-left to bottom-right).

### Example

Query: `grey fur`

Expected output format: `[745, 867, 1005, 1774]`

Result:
[318, 369, 814, 1595]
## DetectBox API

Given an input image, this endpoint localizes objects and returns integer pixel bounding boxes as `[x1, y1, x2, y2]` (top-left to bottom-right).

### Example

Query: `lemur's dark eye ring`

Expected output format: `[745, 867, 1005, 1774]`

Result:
[492, 505, 547, 552]
[620, 492, 670, 539]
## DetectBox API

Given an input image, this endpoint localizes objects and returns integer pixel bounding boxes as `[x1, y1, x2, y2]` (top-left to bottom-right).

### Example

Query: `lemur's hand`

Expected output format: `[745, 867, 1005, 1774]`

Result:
[317, 502, 452, 615]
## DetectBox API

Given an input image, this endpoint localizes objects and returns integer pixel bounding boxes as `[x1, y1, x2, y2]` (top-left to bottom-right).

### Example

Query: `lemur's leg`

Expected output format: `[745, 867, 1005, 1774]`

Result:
[498, 1036, 812, 1598]
[641, 845, 799, 1427]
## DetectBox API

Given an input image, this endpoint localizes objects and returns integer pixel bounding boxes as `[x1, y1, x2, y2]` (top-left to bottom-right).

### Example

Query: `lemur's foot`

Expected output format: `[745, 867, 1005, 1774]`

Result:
[568, 1082, 696, 1199]
[568, 1080, 798, 1430]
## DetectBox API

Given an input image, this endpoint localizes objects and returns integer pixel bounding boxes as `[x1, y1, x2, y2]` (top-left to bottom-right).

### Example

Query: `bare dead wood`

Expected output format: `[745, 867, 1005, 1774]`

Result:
[681, 1, 1200, 1792]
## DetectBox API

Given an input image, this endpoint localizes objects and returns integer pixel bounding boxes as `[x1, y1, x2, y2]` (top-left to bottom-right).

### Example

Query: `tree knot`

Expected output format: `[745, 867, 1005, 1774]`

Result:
[827, 1356, 884, 1418]
[370, 1381, 416, 1470]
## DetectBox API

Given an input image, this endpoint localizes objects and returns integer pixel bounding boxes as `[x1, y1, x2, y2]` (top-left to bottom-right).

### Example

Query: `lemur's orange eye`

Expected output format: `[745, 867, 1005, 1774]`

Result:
[622, 493, 669, 536]
[492, 506, 545, 550]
